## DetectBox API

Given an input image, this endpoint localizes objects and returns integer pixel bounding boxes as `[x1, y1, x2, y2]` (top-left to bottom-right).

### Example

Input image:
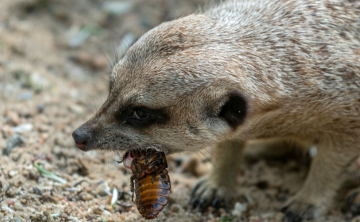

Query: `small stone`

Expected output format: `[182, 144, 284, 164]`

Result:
[66, 26, 90, 48]
[64, 206, 72, 215]
[37, 104, 45, 113]
[231, 202, 247, 218]
[11, 216, 21, 222]
[40, 195, 58, 204]
[170, 204, 182, 213]
[69, 104, 85, 114]
[249, 216, 262, 222]
[59, 212, 69, 219]
[5, 110, 21, 125]
[93, 207, 103, 215]
[17, 92, 33, 101]
[13, 203, 24, 210]
[10, 123, 33, 133]
[96, 182, 111, 196]
[275, 212, 285, 221]
[181, 154, 210, 177]
[43, 210, 50, 217]
[91, 57, 107, 69]
[19, 199, 28, 205]
[102, 1, 133, 15]
[5, 187, 16, 197]
[32, 187, 43, 195]
[7, 200, 16, 206]
[4, 136, 25, 155]
[79, 193, 92, 201]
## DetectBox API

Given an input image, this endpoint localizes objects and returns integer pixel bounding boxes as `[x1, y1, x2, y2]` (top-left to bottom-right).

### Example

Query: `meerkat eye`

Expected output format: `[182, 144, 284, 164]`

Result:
[121, 106, 169, 128]
[132, 107, 150, 120]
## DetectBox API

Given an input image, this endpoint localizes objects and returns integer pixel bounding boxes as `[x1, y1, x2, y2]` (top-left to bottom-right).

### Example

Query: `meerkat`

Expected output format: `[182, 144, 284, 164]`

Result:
[72, 0, 360, 221]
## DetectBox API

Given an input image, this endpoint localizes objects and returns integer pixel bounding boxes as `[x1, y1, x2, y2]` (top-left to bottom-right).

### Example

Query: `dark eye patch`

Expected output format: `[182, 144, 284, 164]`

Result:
[219, 90, 247, 129]
[116, 106, 169, 129]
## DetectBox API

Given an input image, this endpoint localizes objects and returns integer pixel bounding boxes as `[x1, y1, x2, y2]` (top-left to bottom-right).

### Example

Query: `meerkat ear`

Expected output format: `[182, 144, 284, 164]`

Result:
[219, 91, 247, 129]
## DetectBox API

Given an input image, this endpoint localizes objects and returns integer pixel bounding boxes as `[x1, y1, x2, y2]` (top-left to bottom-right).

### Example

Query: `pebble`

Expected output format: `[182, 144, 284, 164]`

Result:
[32, 187, 43, 195]
[66, 26, 90, 48]
[274, 212, 285, 221]
[180, 154, 209, 177]
[7, 200, 16, 206]
[19, 199, 28, 205]
[5, 110, 21, 125]
[10, 216, 21, 222]
[249, 216, 262, 222]
[102, 1, 133, 15]
[91, 57, 108, 69]
[39, 195, 58, 204]
[43, 210, 50, 217]
[5, 187, 16, 197]
[13, 203, 24, 210]
[69, 103, 85, 114]
[64, 206, 72, 215]
[96, 182, 111, 196]
[79, 193, 92, 201]
[93, 207, 103, 215]
[10, 123, 33, 133]
[5, 136, 25, 155]
[231, 202, 247, 218]
[170, 204, 182, 213]
[60, 212, 69, 219]
[17, 91, 33, 101]
[2, 205, 14, 213]
[37, 104, 45, 113]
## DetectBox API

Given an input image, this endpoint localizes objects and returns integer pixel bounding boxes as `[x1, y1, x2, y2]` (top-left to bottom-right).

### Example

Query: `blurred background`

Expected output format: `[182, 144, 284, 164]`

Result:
[0, 0, 359, 221]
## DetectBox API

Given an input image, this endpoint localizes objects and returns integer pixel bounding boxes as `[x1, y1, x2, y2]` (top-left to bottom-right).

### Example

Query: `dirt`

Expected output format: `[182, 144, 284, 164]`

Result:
[1, 0, 360, 221]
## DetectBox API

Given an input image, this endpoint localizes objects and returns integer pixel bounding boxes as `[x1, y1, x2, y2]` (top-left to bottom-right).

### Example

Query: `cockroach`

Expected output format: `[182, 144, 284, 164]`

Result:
[121, 148, 171, 220]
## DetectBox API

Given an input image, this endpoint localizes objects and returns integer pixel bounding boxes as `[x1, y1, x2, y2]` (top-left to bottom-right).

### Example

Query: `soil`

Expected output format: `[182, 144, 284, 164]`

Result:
[1, 0, 359, 221]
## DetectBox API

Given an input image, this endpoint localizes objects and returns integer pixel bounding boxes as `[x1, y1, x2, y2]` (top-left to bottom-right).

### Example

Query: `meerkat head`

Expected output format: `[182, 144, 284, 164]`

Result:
[72, 14, 273, 155]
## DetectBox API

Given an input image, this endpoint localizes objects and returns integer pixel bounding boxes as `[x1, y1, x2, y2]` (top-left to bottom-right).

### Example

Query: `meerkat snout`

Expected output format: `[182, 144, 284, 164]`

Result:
[72, 127, 89, 151]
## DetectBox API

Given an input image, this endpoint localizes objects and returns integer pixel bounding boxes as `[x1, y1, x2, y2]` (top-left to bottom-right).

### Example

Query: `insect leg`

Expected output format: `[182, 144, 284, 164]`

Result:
[130, 174, 137, 201]
[150, 165, 167, 184]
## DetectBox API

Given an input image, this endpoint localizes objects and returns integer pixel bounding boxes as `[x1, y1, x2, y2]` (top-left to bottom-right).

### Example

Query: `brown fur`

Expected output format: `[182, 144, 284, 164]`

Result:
[73, 0, 360, 220]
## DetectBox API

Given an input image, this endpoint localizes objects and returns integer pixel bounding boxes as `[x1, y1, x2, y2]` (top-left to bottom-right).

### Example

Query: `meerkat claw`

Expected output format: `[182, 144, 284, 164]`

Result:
[190, 179, 233, 213]
[342, 191, 360, 218]
[280, 201, 318, 222]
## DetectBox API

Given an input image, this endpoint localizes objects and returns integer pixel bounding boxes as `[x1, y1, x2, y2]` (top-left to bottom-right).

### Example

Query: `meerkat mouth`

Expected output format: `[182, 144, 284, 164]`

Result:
[122, 151, 134, 169]
[119, 147, 162, 169]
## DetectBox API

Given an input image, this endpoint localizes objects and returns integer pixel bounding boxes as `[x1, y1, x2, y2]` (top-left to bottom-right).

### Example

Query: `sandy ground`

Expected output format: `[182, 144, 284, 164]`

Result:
[1, 0, 360, 221]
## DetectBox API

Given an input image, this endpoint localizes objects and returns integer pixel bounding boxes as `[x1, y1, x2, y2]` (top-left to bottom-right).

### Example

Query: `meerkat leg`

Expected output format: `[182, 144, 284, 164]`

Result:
[190, 140, 244, 212]
[281, 140, 359, 221]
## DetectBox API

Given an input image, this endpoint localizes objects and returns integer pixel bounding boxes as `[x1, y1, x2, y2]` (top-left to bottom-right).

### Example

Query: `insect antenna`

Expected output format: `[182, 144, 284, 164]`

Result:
[117, 151, 124, 164]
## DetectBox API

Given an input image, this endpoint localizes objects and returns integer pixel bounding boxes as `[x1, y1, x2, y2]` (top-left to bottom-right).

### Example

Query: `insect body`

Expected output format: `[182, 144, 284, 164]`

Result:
[127, 149, 171, 220]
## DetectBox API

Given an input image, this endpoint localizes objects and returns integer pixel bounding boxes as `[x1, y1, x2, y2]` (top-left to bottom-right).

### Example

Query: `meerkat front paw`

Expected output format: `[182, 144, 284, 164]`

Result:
[342, 189, 360, 218]
[190, 176, 236, 212]
[280, 200, 323, 222]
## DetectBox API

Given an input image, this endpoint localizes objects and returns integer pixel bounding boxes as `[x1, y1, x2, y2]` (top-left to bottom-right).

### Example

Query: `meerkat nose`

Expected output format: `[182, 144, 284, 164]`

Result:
[72, 128, 89, 151]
